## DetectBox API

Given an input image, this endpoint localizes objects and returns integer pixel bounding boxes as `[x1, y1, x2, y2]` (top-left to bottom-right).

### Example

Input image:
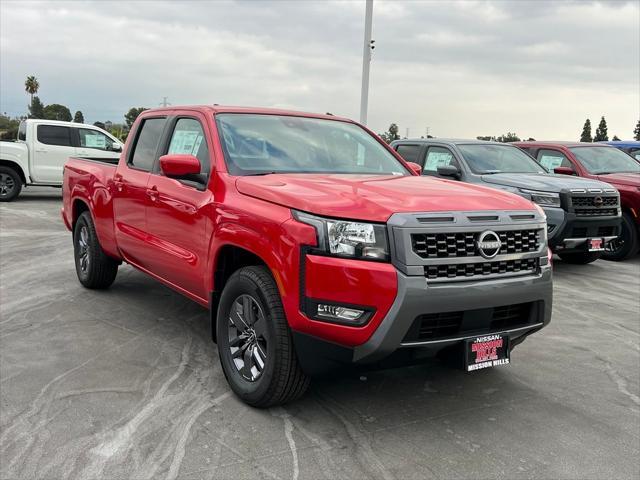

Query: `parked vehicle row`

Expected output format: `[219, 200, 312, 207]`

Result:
[0, 119, 123, 201]
[514, 141, 640, 260]
[391, 139, 623, 264]
[62, 106, 553, 407]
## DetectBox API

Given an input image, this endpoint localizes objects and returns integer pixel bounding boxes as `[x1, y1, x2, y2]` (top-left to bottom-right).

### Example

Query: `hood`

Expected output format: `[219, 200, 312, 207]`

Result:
[481, 173, 611, 193]
[236, 174, 535, 222]
[596, 172, 640, 188]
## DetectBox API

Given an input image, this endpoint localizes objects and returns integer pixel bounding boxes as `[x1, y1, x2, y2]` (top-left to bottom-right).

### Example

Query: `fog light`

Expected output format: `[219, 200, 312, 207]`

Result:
[317, 304, 365, 323]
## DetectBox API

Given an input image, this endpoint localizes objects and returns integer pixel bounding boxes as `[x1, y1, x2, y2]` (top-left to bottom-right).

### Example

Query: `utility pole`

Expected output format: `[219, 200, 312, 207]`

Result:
[159, 96, 171, 107]
[359, 0, 374, 125]
[406, 127, 410, 139]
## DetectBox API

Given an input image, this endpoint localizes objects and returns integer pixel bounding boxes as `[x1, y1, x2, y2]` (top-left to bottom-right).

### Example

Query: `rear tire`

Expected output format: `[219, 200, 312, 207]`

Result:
[0, 167, 22, 202]
[73, 211, 118, 289]
[603, 212, 638, 261]
[558, 251, 602, 264]
[217, 266, 310, 407]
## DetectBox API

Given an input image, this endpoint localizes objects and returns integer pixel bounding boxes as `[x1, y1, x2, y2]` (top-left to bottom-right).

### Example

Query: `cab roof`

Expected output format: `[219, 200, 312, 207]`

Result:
[514, 141, 613, 148]
[143, 105, 353, 123]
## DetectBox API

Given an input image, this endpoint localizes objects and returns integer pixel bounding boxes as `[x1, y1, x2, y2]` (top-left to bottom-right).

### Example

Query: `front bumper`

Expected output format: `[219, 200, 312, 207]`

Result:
[545, 207, 621, 252]
[293, 265, 552, 375]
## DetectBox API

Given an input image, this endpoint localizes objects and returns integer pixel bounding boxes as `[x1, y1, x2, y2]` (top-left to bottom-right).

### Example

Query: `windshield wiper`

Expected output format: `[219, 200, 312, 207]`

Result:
[482, 170, 502, 174]
[244, 171, 281, 176]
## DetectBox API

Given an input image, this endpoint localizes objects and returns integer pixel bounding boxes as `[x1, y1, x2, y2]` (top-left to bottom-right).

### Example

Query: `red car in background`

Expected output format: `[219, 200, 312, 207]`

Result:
[515, 142, 640, 260]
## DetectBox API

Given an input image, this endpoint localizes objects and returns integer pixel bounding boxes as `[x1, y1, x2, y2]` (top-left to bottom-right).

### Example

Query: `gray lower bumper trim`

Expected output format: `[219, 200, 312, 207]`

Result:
[352, 266, 553, 363]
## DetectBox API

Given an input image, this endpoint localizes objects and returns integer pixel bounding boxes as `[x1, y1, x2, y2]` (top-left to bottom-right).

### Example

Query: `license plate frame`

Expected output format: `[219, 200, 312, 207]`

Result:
[587, 238, 605, 252]
[465, 334, 510, 372]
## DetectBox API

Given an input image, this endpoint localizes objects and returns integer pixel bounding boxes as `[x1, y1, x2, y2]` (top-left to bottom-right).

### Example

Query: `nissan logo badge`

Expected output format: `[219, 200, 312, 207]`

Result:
[477, 231, 502, 259]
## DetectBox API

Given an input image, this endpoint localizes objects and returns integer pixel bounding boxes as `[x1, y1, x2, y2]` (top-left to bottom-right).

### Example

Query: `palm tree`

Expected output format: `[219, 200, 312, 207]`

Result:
[24, 76, 39, 104]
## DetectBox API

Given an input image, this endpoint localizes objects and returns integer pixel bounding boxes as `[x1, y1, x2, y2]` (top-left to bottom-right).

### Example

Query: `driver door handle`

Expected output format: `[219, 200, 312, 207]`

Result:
[146, 185, 159, 202]
[113, 174, 124, 192]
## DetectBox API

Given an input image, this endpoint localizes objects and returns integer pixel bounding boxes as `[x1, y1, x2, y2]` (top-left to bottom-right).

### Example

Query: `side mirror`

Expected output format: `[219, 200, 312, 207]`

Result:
[437, 164, 461, 178]
[159, 154, 201, 178]
[554, 166, 575, 176]
[406, 162, 422, 175]
[111, 144, 122, 153]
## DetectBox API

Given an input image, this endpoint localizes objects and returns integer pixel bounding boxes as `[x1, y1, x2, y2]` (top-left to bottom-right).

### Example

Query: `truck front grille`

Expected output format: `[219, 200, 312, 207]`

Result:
[403, 302, 534, 342]
[390, 211, 547, 284]
[411, 229, 540, 259]
[571, 195, 618, 217]
[424, 258, 539, 280]
[572, 196, 618, 207]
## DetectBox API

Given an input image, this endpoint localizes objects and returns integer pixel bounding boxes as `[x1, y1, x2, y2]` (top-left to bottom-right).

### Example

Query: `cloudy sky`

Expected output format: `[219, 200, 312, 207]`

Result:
[1, 0, 638, 140]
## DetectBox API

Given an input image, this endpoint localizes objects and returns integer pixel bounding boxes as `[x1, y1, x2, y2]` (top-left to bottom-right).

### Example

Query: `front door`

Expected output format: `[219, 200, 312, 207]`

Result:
[112, 116, 168, 269]
[31, 124, 74, 183]
[144, 115, 213, 301]
[74, 127, 122, 162]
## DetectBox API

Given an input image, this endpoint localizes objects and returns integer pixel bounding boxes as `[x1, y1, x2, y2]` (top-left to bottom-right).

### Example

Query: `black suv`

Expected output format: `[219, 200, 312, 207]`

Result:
[391, 139, 621, 264]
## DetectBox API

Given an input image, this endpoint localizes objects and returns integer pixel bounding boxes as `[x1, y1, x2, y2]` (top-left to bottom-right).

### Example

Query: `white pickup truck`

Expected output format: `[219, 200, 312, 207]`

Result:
[0, 119, 124, 201]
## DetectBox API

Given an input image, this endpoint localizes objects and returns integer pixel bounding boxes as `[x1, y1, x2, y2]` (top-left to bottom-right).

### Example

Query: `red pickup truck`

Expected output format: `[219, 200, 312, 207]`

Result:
[63, 106, 552, 407]
[515, 142, 640, 260]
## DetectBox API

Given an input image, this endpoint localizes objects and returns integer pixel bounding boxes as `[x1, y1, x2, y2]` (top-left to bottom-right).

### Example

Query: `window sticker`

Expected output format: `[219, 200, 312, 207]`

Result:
[169, 130, 203, 155]
[539, 154, 563, 171]
[85, 132, 106, 149]
[425, 151, 453, 171]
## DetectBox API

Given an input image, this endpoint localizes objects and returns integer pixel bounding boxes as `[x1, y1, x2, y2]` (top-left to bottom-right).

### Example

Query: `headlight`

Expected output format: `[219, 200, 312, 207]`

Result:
[293, 211, 389, 261]
[520, 189, 561, 208]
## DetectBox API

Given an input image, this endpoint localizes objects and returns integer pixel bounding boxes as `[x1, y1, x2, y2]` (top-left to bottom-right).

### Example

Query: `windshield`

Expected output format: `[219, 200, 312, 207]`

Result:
[569, 146, 640, 174]
[457, 144, 547, 174]
[215, 114, 409, 176]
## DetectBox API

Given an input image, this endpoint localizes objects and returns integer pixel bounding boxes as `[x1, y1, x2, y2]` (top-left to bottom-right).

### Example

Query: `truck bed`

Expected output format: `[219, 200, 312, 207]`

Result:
[62, 156, 120, 258]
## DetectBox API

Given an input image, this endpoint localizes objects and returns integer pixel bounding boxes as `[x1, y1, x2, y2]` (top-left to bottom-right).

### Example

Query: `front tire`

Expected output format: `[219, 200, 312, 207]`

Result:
[603, 212, 639, 261]
[0, 167, 22, 202]
[558, 251, 602, 264]
[217, 266, 310, 407]
[73, 211, 118, 289]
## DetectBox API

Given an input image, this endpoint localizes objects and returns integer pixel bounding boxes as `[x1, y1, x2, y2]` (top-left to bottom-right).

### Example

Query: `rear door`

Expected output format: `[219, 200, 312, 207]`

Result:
[143, 113, 213, 301]
[31, 124, 74, 183]
[113, 115, 169, 269]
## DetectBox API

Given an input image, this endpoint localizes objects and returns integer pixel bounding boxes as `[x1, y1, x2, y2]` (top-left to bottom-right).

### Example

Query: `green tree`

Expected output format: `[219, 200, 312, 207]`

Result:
[579, 119, 592, 142]
[496, 132, 520, 143]
[593, 116, 608, 142]
[0, 114, 20, 140]
[379, 123, 400, 143]
[612, 135, 621, 141]
[124, 107, 148, 128]
[24, 75, 39, 104]
[526, 137, 536, 141]
[28, 96, 45, 119]
[73, 111, 84, 123]
[43, 104, 72, 121]
[93, 121, 106, 129]
[634, 119, 640, 141]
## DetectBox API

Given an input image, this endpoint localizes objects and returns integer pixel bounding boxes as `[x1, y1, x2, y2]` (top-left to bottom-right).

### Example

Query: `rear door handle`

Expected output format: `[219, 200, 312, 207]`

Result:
[146, 185, 159, 202]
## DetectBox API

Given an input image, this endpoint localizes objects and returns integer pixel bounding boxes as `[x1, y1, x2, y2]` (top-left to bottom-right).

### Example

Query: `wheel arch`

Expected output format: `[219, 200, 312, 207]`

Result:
[0, 159, 27, 184]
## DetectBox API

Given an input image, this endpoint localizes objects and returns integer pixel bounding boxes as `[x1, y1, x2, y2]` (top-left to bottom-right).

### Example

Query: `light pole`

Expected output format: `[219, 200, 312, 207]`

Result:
[359, 0, 374, 125]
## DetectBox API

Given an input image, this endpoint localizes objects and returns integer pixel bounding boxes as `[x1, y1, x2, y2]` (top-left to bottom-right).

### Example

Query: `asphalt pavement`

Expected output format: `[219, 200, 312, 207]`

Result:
[1, 188, 639, 480]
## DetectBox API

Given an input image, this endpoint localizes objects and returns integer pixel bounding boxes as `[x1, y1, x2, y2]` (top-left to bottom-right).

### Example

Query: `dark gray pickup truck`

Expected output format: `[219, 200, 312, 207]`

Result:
[391, 139, 622, 264]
